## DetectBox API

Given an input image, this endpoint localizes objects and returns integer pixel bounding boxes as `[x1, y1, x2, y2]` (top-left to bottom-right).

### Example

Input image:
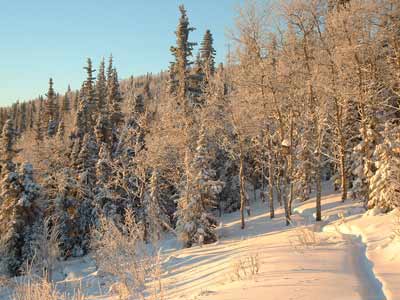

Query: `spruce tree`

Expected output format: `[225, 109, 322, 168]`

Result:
[143, 169, 170, 243]
[94, 143, 113, 214]
[75, 132, 98, 188]
[108, 68, 124, 129]
[73, 92, 79, 112]
[0, 164, 41, 275]
[11, 102, 19, 136]
[200, 30, 216, 78]
[0, 125, 41, 276]
[66, 132, 99, 256]
[28, 101, 36, 129]
[19, 102, 27, 134]
[44, 78, 58, 137]
[95, 111, 112, 147]
[106, 54, 114, 85]
[369, 122, 400, 211]
[169, 5, 197, 105]
[61, 90, 71, 116]
[56, 119, 65, 141]
[176, 124, 224, 247]
[72, 84, 90, 140]
[53, 167, 81, 257]
[83, 58, 97, 124]
[0, 118, 17, 178]
[0, 108, 6, 130]
[96, 58, 107, 114]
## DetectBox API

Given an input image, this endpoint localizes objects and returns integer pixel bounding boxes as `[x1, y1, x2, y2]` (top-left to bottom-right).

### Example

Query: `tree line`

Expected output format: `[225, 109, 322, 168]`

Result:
[0, 0, 399, 277]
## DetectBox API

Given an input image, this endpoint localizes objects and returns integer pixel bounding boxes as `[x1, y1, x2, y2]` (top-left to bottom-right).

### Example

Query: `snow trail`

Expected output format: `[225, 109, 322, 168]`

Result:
[343, 234, 386, 300]
[1, 191, 399, 300]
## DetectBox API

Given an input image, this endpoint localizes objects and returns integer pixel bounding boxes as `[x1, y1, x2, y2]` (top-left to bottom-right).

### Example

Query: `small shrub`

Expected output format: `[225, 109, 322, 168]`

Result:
[22, 217, 60, 282]
[229, 253, 260, 281]
[288, 223, 320, 253]
[91, 208, 164, 300]
[12, 276, 87, 300]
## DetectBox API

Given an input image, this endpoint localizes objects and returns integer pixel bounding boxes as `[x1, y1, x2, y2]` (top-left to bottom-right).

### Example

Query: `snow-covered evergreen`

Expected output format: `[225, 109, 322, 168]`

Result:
[176, 124, 224, 247]
[369, 122, 400, 211]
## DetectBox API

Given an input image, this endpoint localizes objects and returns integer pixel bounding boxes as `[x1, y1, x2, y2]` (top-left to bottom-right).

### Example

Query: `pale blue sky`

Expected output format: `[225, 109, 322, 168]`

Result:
[0, 0, 242, 106]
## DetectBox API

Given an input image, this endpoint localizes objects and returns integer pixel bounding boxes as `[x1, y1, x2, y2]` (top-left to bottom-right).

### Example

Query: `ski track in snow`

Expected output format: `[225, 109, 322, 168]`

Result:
[341, 233, 386, 300]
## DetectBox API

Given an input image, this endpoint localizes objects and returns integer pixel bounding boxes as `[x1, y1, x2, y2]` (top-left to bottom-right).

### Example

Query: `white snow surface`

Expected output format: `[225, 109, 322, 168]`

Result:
[1, 188, 399, 300]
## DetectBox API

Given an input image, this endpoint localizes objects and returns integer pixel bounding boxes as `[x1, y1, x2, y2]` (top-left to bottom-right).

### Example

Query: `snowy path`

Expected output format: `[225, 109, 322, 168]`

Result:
[159, 193, 391, 300]
[343, 234, 386, 300]
[2, 191, 398, 300]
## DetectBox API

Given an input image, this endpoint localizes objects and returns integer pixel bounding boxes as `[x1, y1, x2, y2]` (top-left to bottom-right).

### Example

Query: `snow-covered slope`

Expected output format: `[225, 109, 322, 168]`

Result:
[2, 191, 399, 300]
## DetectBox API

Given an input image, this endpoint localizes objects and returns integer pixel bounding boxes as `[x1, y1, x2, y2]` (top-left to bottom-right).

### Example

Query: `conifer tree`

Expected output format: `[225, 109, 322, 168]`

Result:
[11, 102, 19, 136]
[19, 102, 27, 134]
[53, 167, 82, 257]
[142, 169, 170, 242]
[0, 119, 16, 166]
[94, 143, 113, 214]
[200, 30, 216, 78]
[34, 101, 44, 146]
[75, 132, 98, 188]
[28, 101, 35, 130]
[96, 58, 107, 114]
[83, 58, 97, 124]
[108, 68, 124, 129]
[72, 85, 90, 140]
[0, 108, 7, 130]
[64, 132, 99, 256]
[369, 122, 400, 211]
[0, 119, 16, 180]
[56, 119, 65, 141]
[0, 163, 41, 275]
[0, 119, 41, 275]
[176, 124, 224, 247]
[106, 54, 114, 85]
[169, 5, 197, 105]
[73, 92, 79, 112]
[95, 113, 112, 147]
[61, 90, 71, 116]
[44, 78, 58, 137]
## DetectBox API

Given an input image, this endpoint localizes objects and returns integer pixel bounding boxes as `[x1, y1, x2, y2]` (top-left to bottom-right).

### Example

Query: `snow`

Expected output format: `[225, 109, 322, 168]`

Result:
[1, 188, 399, 300]
[325, 206, 400, 300]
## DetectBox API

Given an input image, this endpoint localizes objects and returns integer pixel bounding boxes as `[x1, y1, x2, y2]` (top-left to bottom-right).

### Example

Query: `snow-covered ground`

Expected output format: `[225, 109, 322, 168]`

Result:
[2, 188, 399, 300]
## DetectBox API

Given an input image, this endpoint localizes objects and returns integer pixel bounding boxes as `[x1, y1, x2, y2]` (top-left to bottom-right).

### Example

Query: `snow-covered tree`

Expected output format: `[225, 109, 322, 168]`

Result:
[44, 78, 58, 137]
[143, 169, 170, 243]
[199, 29, 216, 78]
[0, 119, 16, 173]
[169, 5, 197, 105]
[0, 163, 41, 276]
[176, 124, 224, 247]
[369, 123, 400, 211]
[96, 58, 107, 114]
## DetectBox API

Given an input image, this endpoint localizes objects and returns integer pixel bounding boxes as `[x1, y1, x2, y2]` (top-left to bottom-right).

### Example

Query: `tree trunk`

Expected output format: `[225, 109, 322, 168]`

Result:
[288, 110, 294, 215]
[276, 174, 282, 207]
[335, 100, 347, 202]
[239, 151, 246, 229]
[316, 151, 322, 222]
[283, 163, 291, 226]
[261, 163, 265, 203]
[283, 185, 290, 226]
[253, 183, 257, 203]
[288, 182, 294, 215]
[268, 157, 275, 219]
[339, 144, 347, 202]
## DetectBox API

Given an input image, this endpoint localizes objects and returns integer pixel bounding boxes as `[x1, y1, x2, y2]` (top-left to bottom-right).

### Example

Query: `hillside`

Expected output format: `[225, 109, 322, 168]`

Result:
[2, 186, 398, 300]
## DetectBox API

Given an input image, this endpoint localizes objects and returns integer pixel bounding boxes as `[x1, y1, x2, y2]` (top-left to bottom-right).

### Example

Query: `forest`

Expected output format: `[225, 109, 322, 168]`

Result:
[0, 0, 399, 299]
